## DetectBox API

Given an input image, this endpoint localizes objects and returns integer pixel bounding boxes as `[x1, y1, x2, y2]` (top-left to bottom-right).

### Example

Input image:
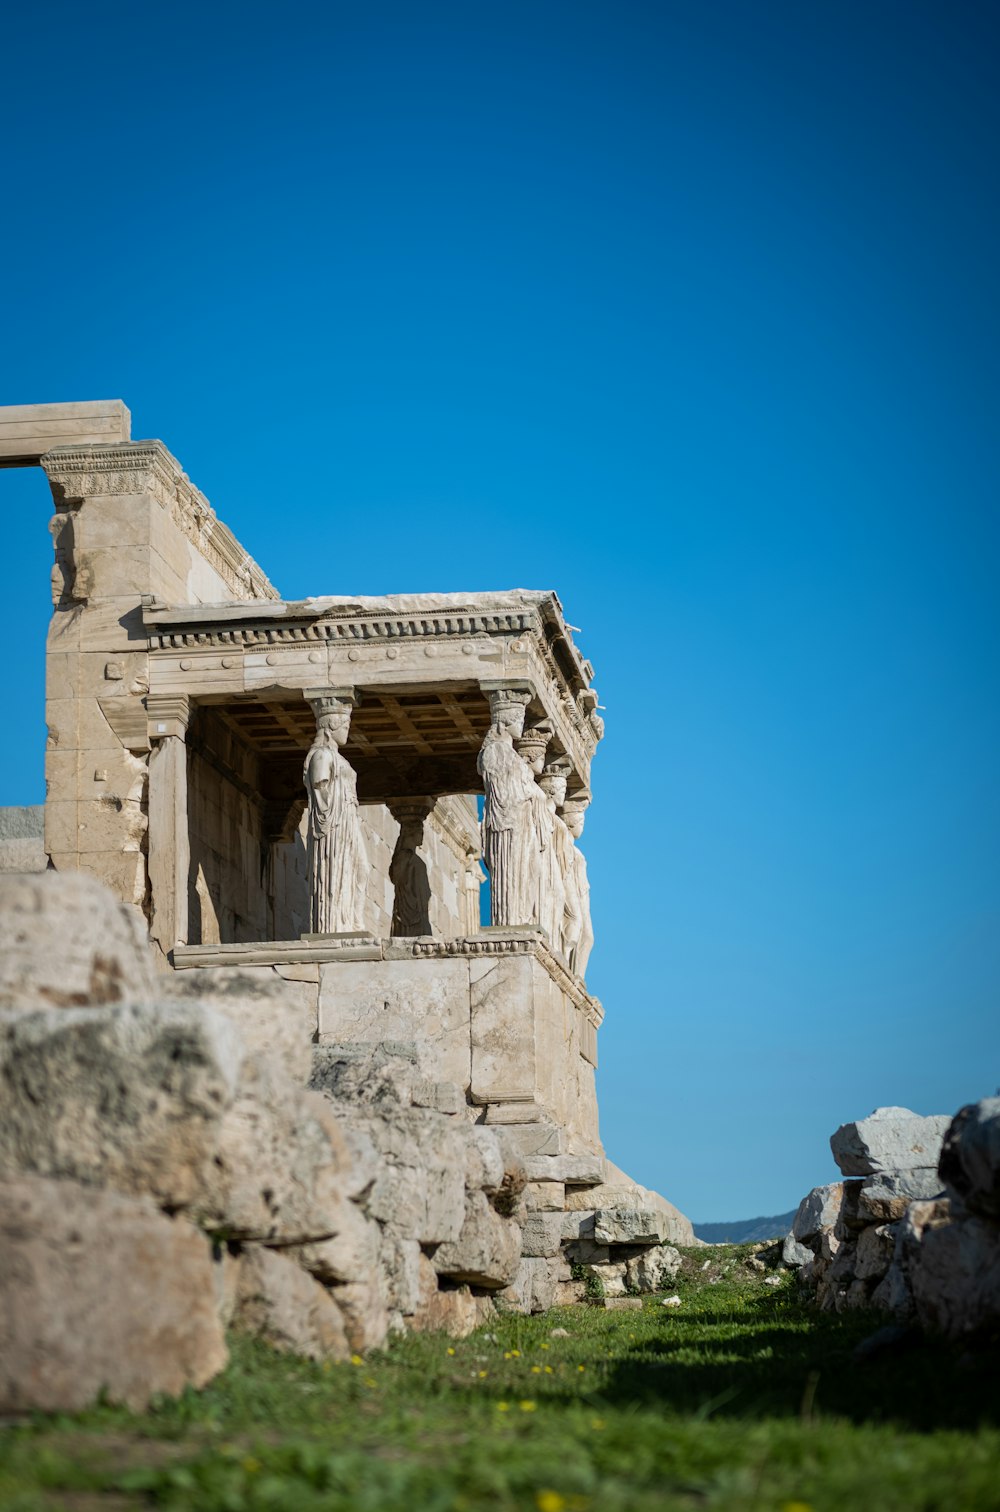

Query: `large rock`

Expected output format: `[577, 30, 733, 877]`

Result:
[0, 1176, 226, 1413]
[362, 1107, 468, 1246]
[0, 871, 154, 1012]
[791, 1183, 845, 1245]
[856, 1168, 944, 1224]
[0, 1003, 242, 1209]
[938, 1097, 1000, 1219]
[411, 1254, 495, 1336]
[200, 1059, 352, 1244]
[910, 1212, 1000, 1340]
[233, 1247, 349, 1361]
[626, 1244, 682, 1292]
[432, 1189, 522, 1287]
[830, 1107, 951, 1177]
[499, 1256, 565, 1313]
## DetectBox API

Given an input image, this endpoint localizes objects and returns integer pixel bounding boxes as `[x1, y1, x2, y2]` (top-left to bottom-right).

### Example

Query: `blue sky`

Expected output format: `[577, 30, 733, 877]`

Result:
[2, 1, 998, 1220]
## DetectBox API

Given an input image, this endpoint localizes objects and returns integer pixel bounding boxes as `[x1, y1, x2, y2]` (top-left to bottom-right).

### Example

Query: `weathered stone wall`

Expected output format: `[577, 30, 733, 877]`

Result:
[42, 442, 277, 930]
[0, 807, 45, 874]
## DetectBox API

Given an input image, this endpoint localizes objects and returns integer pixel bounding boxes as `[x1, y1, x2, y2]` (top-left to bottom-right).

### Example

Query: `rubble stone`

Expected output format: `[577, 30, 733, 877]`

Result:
[0, 1175, 226, 1413]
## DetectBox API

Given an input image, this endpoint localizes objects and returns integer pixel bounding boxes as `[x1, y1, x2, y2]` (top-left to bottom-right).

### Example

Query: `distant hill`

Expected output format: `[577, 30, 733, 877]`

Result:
[692, 1211, 797, 1245]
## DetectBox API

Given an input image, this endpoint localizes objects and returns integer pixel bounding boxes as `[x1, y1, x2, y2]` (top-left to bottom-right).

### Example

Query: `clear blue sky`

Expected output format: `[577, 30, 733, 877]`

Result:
[2, 1, 998, 1220]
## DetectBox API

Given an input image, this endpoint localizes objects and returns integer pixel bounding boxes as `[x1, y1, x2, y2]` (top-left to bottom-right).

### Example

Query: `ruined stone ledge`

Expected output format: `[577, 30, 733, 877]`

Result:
[172, 931, 603, 1025]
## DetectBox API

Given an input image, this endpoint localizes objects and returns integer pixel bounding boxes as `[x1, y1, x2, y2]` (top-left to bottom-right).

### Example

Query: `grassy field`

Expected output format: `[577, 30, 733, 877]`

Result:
[2, 1246, 998, 1512]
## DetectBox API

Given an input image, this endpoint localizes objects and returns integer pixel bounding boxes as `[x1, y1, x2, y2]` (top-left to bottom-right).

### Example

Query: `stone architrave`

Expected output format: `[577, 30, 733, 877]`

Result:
[561, 794, 594, 979]
[388, 799, 434, 937]
[477, 688, 538, 927]
[303, 692, 368, 935]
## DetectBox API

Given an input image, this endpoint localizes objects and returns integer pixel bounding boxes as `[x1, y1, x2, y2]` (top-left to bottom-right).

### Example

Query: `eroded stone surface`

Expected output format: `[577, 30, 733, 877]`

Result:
[233, 1246, 349, 1361]
[0, 1175, 226, 1413]
[830, 1107, 951, 1177]
[0, 1002, 242, 1209]
[0, 871, 153, 1012]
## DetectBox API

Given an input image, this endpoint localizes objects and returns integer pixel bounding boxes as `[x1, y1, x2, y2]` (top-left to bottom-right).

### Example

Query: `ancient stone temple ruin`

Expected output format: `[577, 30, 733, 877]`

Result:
[0, 401, 692, 1345]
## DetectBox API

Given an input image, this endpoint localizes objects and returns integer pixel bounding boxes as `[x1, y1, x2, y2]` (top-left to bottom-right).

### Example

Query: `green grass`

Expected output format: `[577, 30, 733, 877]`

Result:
[2, 1246, 998, 1511]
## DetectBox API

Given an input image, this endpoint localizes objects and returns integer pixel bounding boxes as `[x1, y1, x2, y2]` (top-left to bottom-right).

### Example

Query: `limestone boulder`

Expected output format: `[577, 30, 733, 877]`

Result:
[499, 1256, 566, 1313]
[870, 1197, 950, 1318]
[0, 1175, 226, 1413]
[0, 871, 154, 1013]
[782, 1233, 813, 1267]
[791, 1183, 845, 1246]
[0, 1002, 242, 1209]
[379, 1232, 424, 1316]
[520, 1211, 564, 1257]
[233, 1247, 349, 1361]
[328, 1277, 390, 1355]
[163, 967, 315, 1084]
[937, 1097, 1000, 1219]
[432, 1189, 522, 1288]
[830, 1107, 951, 1177]
[856, 1168, 944, 1225]
[909, 1213, 1000, 1341]
[292, 1198, 381, 1286]
[594, 1207, 672, 1245]
[362, 1106, 468, 1246]
[854, 1222, 898, 1281]
[625, 1244, 682, 1292]
[411, 1254, 496, 1336]
[199, 1060, 352, 1244]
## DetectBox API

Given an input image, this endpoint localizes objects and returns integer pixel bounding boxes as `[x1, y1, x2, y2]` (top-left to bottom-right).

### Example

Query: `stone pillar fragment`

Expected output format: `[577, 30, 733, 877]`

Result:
[146, 696, 190, 953]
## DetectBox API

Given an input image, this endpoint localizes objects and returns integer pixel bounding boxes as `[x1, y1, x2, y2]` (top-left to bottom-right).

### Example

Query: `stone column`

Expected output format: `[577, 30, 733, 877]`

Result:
[387, 798, 434, 936]
[303, 688, 368, 935]
[146, 695, 190, 955]
[477, 685, 536, 927]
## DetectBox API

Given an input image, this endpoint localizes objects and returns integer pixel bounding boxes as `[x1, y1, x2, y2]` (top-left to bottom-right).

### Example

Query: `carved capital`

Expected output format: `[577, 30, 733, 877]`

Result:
[305, 686, 358, 732]
[146, 694, 190, 742]
[388, 797, 434, 827]
[481, 680, 535, 737]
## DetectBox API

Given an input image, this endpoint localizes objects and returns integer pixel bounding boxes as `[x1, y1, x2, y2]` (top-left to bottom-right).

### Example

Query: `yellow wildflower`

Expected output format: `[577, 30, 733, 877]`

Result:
[350, 1354, 364, 1366]
[544, 1365, 553, 1374]
[531, 1365, 541, 1374]
[447, 1346, 455, 1355]
[242, 1458, 261, 1475]
[478, 1370, 488, 1378]
[536, 1492, 566, 1512]
[519, 1399, 537, 1412]
[497, 1401, 510, 1412]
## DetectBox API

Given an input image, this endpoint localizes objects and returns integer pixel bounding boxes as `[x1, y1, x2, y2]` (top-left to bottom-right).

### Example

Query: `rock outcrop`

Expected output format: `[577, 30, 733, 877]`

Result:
[785, 1099, 1000, 1341]
[0, 873, 527, 1412]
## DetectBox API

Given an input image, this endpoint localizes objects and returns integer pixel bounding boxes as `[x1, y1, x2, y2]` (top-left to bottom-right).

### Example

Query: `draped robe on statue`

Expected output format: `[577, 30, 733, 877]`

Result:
[477, 726, 541, 926]
[304, 735, 368, 934]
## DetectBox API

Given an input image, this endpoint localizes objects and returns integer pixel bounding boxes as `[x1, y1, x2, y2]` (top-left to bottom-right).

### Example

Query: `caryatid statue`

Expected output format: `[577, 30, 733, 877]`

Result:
[536, 760, 570, 952]
[303, 693, 369, 934]
[560, 792, 594, 979]
[388, 798, 433, 937]
[477, 688, 539, 926]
